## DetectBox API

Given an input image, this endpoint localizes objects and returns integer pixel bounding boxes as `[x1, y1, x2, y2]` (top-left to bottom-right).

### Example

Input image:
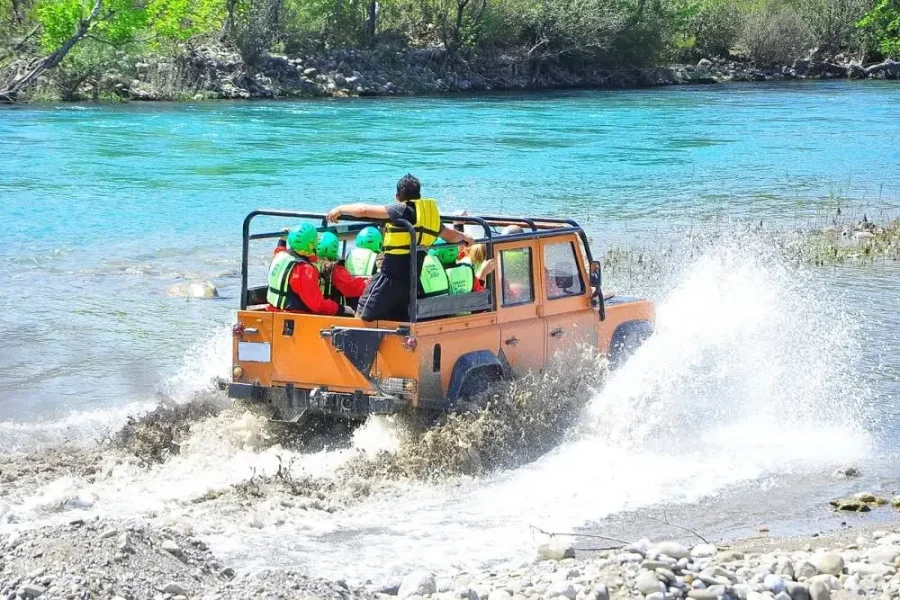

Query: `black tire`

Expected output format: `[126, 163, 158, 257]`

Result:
[608, 320, 654, 369]
[454, 367, 504, 412]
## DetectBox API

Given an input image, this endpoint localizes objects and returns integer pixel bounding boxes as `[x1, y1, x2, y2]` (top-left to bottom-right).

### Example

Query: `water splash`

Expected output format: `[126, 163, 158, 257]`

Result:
[0, 237, 875, 582]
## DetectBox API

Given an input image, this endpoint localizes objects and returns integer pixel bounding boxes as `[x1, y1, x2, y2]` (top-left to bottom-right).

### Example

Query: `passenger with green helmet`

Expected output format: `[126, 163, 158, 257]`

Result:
[266, 224, 344, 316]
[419, 241, 451, 297]
[346, 227, 382, 277]
[426, 239, 482, 296]
[314, 231, 368, 312]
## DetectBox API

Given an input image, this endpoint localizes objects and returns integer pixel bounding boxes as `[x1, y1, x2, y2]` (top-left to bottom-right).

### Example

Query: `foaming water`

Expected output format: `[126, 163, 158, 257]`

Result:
[0, 328, 232, 454]
[1, 239, 875, 582]
[593, 242, 869, 445]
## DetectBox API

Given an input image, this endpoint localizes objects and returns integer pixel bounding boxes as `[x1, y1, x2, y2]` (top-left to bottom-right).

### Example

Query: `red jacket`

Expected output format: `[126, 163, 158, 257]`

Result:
[329, 264, 368, 298]
[267, 243, 340, 316]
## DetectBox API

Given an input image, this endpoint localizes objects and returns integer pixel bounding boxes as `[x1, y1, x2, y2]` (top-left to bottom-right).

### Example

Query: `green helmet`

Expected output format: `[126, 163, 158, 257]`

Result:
[287, 223, 317, 255]
[429, 239, 459, 266]
[356, 227, 383, 253]
[316, 231, 340, 261]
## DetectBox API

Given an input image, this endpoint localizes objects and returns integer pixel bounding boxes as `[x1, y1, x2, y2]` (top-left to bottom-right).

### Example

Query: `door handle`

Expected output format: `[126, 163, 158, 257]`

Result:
[504, 337, 519, 346]
[549, 328, 564, 338]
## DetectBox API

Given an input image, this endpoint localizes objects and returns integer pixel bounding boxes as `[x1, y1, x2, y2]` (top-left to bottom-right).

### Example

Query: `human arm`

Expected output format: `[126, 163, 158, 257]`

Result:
[326, 203, 391, 223]
[290, 263, 340, 316]
[476, 258, 496, 281]
[331, 265, 369, 298]
[439, 224, 474, 246]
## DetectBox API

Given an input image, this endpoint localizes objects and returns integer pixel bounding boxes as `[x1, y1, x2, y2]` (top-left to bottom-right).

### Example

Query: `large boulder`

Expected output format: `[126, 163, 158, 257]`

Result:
[398, 571, 436, 599]
[814, 553, 844, 577]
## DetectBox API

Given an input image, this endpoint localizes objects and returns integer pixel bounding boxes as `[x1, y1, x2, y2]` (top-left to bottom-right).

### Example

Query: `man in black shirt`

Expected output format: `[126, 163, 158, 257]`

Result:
[326, 174, 473, 322]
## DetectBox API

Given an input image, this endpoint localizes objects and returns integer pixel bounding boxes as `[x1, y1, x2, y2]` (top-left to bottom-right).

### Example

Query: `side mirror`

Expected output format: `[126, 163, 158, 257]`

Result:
[589, 260, 602, 290]
[589, 260, 605, 321]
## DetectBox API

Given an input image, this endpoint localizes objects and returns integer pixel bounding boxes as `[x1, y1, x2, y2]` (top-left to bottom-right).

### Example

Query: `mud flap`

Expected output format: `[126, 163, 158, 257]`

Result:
[328, 329, 385, 377]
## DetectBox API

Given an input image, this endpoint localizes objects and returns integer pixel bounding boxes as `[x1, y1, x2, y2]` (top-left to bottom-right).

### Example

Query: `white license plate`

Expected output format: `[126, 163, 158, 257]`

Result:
[238, 342, 271, 363]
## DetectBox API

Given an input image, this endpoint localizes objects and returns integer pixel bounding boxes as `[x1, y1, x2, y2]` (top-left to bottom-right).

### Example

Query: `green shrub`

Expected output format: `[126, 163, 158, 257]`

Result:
[676, 0, 745, 58]
[741, 2, 810, 63]
[795, 0, 872, 52]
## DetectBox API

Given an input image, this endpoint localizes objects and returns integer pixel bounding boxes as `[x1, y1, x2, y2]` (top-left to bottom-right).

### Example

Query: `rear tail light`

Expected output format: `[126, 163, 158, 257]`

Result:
[232, 323, 245, 337]
[403, 336, 418, 351]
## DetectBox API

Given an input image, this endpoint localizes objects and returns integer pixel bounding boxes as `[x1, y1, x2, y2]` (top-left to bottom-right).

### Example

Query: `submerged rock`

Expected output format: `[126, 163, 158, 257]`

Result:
[853, 491, 887, 504]
[829, 498, 871, 512]
[832, 466, 860, 478]
[165, 281, 219, 299]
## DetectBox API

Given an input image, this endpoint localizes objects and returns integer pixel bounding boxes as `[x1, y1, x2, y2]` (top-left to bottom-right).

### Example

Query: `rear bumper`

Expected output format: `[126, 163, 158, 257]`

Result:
[226, 382, 406, 421]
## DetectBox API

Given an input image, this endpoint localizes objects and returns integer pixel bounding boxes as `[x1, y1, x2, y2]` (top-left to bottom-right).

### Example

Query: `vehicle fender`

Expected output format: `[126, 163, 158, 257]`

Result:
[448, 350, 504, 406]
[608, 320, 654, 369]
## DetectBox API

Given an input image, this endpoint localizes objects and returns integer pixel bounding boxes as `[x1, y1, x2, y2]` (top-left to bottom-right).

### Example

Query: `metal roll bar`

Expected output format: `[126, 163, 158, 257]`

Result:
[240, 210, 496, 322]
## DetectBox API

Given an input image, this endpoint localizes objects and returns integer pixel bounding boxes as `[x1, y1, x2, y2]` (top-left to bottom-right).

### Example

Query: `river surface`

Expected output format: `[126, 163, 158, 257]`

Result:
[1, 81, 900, 581]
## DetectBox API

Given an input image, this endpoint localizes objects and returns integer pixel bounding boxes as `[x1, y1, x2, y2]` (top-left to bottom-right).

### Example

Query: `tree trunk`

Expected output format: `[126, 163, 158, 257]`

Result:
[451, 0, 470, 53]
[0, 0, 103, 102]
[365, 0, 378, 43]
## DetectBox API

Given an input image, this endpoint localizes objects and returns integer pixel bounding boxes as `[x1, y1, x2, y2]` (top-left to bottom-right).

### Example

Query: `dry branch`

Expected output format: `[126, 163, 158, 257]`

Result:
[530, 525, 631, 547]
[645, 510, 710, 544]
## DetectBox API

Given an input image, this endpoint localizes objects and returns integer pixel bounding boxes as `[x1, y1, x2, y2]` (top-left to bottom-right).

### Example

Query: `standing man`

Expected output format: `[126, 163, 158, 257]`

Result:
[325, 174, 474, 322]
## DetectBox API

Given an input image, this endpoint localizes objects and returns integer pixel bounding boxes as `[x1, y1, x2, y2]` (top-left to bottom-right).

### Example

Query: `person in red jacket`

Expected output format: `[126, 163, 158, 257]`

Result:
[266, 224, 342, 316]
[314, 231, 368, 311]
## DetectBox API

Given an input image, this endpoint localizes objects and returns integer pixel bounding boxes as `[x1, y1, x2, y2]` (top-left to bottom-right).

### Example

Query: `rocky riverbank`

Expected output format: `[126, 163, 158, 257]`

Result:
[5, 507, 900, 599]
[67, 44, 900, 102]
[0, 518, 366, 599]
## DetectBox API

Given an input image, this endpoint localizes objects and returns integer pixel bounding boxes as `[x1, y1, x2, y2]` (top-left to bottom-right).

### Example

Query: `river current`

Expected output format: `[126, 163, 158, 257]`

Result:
[1, 81, 900, 581]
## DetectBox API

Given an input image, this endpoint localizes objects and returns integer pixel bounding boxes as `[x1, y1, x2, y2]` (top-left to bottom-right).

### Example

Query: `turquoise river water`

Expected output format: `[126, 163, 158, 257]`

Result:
[1, 81, 900, 581]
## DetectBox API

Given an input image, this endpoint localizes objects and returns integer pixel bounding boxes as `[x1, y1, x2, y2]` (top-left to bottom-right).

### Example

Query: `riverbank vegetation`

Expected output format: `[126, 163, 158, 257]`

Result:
[0, 0, 898, 99]
[600, 214, 900, 300]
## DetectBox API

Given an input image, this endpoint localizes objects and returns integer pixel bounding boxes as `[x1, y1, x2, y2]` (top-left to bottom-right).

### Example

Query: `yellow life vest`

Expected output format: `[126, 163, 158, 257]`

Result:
[382, 199, 441, 255]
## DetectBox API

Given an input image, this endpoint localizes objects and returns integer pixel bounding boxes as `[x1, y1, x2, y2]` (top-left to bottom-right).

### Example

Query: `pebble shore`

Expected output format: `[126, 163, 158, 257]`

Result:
[379, 523, 900, 600]
[5, 515, 900, 599]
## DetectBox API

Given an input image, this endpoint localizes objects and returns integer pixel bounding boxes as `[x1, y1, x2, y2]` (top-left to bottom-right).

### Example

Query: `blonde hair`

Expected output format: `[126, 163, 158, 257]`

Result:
[466, 244, 487, 266]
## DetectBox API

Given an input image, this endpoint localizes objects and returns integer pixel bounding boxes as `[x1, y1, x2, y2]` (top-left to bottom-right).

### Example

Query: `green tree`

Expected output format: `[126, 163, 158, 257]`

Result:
[1, 0, 220, 100]
[858, 0, 900, 55]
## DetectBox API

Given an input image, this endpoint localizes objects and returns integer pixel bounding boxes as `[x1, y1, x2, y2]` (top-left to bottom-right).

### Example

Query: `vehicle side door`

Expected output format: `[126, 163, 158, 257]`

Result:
[494, 240, 546, 376]
[539, 236, 598, 361]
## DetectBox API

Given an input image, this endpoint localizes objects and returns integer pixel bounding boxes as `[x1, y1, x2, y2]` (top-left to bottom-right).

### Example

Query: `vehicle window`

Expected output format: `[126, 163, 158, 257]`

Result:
[500, 248, 534, 306]
[543, 242, 585, 299]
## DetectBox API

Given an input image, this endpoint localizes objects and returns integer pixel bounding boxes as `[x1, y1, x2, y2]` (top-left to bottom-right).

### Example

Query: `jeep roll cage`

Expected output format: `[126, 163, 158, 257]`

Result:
[240, 210, 604, 322]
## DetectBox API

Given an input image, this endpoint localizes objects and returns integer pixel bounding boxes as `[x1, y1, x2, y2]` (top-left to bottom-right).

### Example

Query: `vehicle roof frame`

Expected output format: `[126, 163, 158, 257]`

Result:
[240, 210, 597, 322]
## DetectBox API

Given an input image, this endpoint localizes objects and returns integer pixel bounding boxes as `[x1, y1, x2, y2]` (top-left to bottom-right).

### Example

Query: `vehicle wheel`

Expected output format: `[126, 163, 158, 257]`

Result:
[609, 320, 654, 369]
[455, 368, 504, 413]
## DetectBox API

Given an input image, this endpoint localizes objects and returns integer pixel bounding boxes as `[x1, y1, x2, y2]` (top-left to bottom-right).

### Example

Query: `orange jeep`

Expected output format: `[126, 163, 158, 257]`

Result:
[226, 210, 655, 422]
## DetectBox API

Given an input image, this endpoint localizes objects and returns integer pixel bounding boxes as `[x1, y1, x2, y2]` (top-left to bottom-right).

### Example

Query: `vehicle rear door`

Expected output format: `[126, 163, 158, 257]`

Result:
[539, 236, 598, 361]
[495, 240, 546, 376]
